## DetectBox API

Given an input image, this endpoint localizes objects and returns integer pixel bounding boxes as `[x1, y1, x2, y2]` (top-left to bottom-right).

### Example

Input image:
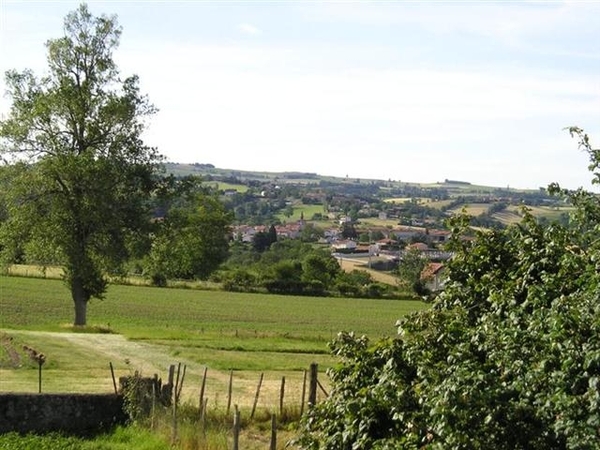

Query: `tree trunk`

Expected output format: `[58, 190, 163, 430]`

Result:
[72, 277, 88, 326]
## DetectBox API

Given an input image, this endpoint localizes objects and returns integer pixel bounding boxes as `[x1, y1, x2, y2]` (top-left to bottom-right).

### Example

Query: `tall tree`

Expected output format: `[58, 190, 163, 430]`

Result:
[0, 4, 162, 325]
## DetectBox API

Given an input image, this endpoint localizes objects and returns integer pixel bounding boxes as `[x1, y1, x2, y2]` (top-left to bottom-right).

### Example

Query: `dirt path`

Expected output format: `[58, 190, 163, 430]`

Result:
[18, 331, 176, 375]
[2, 330, 308, 408]
[7, 330, 232, 385]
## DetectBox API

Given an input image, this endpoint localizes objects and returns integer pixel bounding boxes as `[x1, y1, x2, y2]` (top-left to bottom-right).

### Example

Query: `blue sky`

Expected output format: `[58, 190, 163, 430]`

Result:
[1, 1, 599, 190]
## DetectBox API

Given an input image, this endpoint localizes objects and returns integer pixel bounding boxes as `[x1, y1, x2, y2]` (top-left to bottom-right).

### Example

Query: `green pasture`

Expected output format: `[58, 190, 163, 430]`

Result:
[0, 275, 426, 406]
[206, 181, 248, 193]
[358, 217, 399, 228]
[276, 203, 324, 222]
[0, 275, 422, 340]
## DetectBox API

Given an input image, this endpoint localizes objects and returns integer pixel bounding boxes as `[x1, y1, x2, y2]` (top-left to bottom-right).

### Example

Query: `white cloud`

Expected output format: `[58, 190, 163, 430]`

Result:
[238, 23, 261, 36]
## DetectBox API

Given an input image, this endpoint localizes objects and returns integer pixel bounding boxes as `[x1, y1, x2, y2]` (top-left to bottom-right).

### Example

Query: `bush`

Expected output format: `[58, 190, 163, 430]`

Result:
[297, 129, 600, 449]
[221, 269, 257, 292]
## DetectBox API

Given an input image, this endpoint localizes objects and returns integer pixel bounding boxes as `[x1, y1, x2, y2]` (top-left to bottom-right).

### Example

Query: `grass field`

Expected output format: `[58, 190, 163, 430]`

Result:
[276, 204, 324, 222]
[206, 181, 249, 193]
[449, 203, 492, 216]
[0, 275, 426, 410]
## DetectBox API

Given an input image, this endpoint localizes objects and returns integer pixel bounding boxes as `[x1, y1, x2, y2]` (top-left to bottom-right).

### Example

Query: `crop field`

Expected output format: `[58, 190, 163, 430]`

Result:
[449, 202, 492, 216]
[492, 210, 522, 225]
[0, 275, 426, 409]
[507, 204, 573, 220]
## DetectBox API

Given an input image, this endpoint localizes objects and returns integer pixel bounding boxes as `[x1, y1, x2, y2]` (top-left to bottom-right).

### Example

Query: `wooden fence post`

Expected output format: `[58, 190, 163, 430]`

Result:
[167, 364, 176, 404]
[177, 364, 187, 400]
[270, 413, 277, 450]
[199, 366, 208, 410]
[200, 398, 208, 436]
[300, 369, 307, 416]
[250, 372, 264, 420]
[232, 405, 240, 450]
[109, 362, 118, 395]
[171, 363, 183, 445]
[38, 359, 43, 393]
[279, 376, 286, 416]
[226, 369, 233, 415]
[308, 363, 318, 407]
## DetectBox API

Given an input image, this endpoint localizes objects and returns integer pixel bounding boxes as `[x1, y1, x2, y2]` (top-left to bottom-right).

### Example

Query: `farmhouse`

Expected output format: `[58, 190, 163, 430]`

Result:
[391, 226, 428, 241]
[331, 240, 358, 251]
[421, 262, 446, 292]
[428, 229, 451, 243]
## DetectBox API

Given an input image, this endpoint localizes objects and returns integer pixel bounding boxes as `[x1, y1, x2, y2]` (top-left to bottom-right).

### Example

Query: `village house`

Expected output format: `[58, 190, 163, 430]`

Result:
[331, 240, 358, 251]
[421, 262, 446, 292]
[391, 226, 428, 242]
[428, 229, 451, 243]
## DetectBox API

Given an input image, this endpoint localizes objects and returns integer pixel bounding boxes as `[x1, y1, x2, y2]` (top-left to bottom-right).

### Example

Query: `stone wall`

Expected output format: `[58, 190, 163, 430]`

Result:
[0, 393, 127, 435]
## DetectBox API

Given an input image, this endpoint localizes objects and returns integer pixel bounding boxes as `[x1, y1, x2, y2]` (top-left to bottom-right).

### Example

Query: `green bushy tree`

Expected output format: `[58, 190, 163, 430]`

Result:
[297, 128, 600, 449]
[396, 248, 429, 296]
[0, 5, 161, 325]
[144, 186, 231, 284]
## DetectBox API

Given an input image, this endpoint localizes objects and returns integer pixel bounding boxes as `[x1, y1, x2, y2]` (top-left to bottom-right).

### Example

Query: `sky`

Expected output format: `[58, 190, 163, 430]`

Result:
[1, 1, 599, 191]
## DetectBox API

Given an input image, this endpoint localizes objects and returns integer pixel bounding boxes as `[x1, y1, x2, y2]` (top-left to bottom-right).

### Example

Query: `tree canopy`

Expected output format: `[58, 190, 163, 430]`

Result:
[143, 176, 232, 285]
[297, 128, 600, 449]
[0, 4, 162, 325]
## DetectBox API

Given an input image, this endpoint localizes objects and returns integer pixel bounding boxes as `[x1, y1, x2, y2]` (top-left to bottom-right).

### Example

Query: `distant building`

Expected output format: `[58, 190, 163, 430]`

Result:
[332, 240, 357, 251]
[421, 262, 446, 292]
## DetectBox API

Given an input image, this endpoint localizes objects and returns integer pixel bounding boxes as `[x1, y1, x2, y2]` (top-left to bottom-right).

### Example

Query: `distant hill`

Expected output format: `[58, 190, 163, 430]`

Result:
[164, 162, 547, 194]
[163, 162, 571, 228]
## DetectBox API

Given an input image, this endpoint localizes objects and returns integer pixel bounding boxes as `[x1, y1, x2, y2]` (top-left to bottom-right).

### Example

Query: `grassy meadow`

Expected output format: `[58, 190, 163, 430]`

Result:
[276, 203, 324, 222]
[0, 275, 426, 410]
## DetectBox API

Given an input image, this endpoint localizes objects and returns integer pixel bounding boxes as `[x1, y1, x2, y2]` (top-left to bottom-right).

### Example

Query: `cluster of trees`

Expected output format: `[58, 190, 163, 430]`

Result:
[297, 128, 600, 448]
[0, 5, 231, 325]
[218, 239, 398, 299]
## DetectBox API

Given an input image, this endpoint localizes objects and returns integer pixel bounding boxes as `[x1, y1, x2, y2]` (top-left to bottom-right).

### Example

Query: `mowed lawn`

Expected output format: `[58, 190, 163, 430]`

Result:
[0, 276, 426, 407]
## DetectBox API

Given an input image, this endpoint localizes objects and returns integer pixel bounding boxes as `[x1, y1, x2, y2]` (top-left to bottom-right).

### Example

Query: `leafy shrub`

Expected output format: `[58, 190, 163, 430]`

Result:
[297, 129, 600, 449]
[221, 268, 257, 292]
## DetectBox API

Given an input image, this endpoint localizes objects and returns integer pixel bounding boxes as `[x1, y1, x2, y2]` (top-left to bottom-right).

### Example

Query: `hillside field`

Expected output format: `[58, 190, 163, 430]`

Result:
[0, 276, 426, 409]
